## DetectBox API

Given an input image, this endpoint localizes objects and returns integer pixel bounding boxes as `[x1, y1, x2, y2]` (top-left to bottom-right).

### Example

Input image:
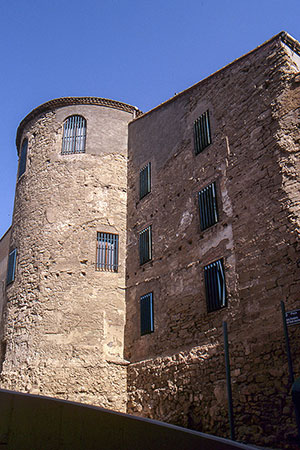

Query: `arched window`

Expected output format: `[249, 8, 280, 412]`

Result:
[62, 115, 86, 154]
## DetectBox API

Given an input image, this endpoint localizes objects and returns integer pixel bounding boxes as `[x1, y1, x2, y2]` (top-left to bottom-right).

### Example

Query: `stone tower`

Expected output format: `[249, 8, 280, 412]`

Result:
[1, 97, 138, 410]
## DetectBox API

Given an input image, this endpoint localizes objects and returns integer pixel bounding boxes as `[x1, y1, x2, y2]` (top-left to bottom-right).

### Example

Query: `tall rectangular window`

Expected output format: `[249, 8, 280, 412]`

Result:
[140, 292, 154, 335]
[96, 232, 119, 272]
[18, 139, 28, 179]
[194, 110, 211, 155]
[204, 259, 227, 313]
[140, 162, 151, 199]
[198, 182, 218, 231]
[6, 249, 17, 286]
[139, 226, 152, 265]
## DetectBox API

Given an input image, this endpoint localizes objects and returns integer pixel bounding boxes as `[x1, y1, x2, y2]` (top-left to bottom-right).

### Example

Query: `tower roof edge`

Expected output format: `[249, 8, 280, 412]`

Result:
[16, 96, 141, 150]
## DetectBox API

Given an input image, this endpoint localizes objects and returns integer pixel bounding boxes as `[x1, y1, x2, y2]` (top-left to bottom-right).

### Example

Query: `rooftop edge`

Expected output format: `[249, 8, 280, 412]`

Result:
[16, 97, 142, 150]
[130, 31, 300, 123]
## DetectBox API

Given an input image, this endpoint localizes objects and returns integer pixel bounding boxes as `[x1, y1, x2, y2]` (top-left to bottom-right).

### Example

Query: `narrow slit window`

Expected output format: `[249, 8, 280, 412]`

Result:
[140, 292, 154, 335]
[62, 115, 86, 154]
[140, 162, 151, 199]
[139, 226, 152, 265]
[18, 139, 28, 179]
[96, 232, 119, 272]
[6, 249, 17, 286]
[194, 110, 211, 155]
[198, 181, 218, 231]
[204, 259, 227, 313]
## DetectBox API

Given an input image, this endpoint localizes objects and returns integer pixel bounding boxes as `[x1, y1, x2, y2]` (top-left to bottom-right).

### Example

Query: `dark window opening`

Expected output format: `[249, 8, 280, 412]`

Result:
[140, 292, 154, 335]
[140, 162, 151, 199]
[139, 226, 152, 265]
[18, 139, 28, 179]
[194, 110, 211, 155]
[204, 259, 227, 313]
[6, 249, 17, 286]
[198, 181, 218, 231]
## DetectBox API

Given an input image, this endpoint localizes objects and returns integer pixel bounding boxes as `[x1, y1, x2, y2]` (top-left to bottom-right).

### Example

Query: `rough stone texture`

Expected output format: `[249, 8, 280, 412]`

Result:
[126, 35, 300, 449]
[1, 102, 134, 411]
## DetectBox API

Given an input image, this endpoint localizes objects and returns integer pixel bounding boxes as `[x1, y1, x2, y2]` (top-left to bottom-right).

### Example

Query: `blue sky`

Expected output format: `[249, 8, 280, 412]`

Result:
[0, 0, 299, 238]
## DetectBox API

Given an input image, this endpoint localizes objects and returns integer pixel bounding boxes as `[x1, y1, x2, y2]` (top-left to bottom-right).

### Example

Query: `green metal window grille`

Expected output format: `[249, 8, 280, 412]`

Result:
[62, 115, 86, 154]
[194, 110, 211, 155]
[198, 182, 218, 231]
[139, 226, 152, 265]
[204, 259, 227, 313]
[140, 162, 151, 199]
[96, 232, 119, 272]
[140, 292, 154, 335]
[6, 249, 17, 286]
[18, 139, 28, 179]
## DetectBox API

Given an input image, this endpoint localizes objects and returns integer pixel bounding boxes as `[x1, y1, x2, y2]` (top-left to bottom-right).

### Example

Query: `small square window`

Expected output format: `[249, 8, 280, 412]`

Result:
[139, 226, 152, 265]
[96, 232, 119, 272]
[140, 292, 154, 335]
[204, 259, 227, 313]
[6, 249, 17, 286]
[198, 182, 218, 231]
[140, 162, 151, 199]
[194, 110, 211, 155]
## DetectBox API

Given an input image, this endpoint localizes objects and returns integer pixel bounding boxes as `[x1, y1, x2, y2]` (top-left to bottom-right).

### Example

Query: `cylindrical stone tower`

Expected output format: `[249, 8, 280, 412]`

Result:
[0, 97, 139, 410]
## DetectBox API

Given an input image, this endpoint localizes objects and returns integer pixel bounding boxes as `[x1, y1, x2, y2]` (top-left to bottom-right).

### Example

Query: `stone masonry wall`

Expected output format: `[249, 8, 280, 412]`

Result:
[1, 103, 134, 411]
[126, 35, 300, 449]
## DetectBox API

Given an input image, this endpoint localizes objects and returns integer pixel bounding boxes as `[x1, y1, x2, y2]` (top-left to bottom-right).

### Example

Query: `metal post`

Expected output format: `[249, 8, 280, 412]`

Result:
[223, 321, 235, 441]
[281, 301, 294, 384]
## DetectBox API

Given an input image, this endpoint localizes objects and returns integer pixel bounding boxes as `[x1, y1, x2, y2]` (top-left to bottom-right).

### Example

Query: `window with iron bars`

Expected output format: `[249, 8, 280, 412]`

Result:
[6, 248, 17, 286]
[198, 181, 218, 231]
[62, 115, 86, 154]
[140, 292, 154, 336]
[194, 110, 211, 155]
[140, 162, 151, 199]
[204, 259, 227, 313]
[18, 139, 28, 179]
[96, 232, 119, 272]
[139, 225, 152, 265]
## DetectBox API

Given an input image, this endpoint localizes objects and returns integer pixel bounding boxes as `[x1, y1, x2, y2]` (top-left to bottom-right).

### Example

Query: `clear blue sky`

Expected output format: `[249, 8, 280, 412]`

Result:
[0, 0, 299, 238]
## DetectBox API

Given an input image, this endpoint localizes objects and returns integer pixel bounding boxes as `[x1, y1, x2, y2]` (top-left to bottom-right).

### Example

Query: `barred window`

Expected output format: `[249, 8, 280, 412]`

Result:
[139, 226, 152, 265]
[96, 232, 119, 272]
[204, 259, 227, 313]
[18, 139, 28, 179]
[198, 182, 218, 231]
[140, 162, 151, 199]
[194, 110, 211, 155]
[140, 292, 154, 335]
[62, 115, 86, 154]
[6, 249, 17, 286]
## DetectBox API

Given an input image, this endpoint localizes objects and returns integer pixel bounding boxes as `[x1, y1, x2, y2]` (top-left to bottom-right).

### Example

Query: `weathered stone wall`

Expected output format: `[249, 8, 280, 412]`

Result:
[0, 102, 134, 411]
[126, 35, 300, 448]
[128, 330, 300, 448]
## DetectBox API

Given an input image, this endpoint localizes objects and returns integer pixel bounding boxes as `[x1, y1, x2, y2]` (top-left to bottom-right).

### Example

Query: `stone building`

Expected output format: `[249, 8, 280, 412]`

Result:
[0, 31, 300, 449]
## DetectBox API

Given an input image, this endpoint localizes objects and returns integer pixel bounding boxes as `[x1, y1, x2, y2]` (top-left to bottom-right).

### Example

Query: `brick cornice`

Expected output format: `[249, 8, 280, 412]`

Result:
[16, 97, 141, 150]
